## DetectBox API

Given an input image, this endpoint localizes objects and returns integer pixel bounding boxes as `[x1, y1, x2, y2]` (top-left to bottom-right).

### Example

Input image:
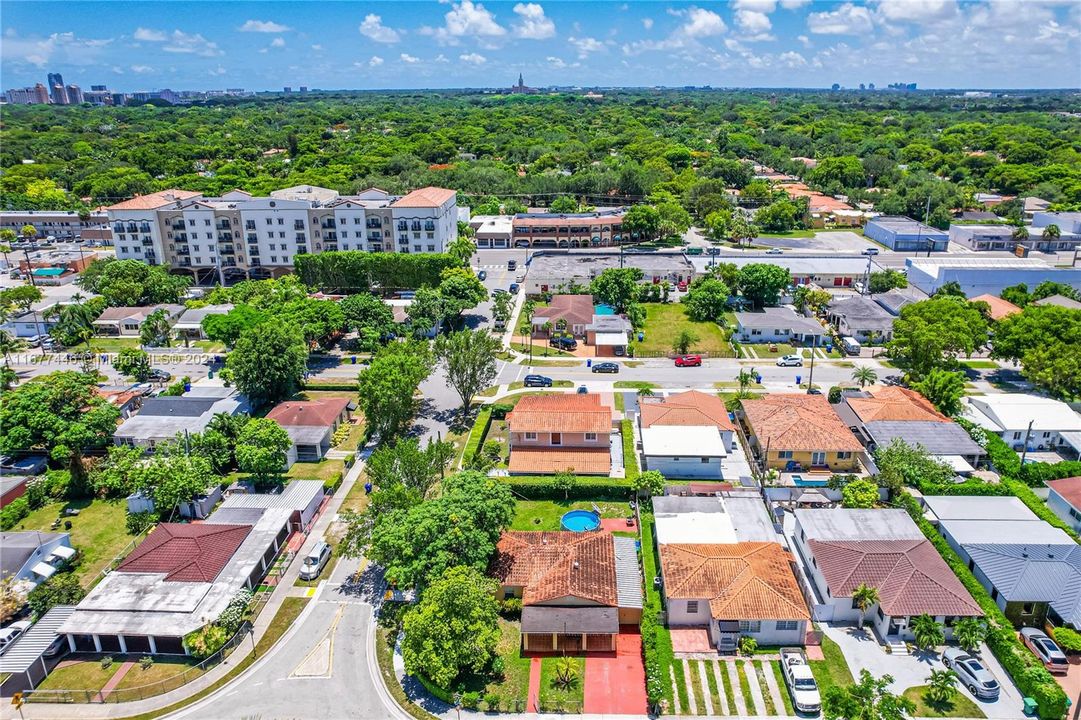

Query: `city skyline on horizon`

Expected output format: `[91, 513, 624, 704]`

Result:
[2, 1, 1079, 94]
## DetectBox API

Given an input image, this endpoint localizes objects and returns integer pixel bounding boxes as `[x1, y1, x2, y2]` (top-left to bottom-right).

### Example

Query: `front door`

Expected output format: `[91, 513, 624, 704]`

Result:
[552, 433, 562, 446]
[811, 451, 826, 466]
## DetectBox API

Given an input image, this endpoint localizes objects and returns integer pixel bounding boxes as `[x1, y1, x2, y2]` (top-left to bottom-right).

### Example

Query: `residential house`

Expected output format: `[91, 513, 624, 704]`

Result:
[1034, 294, 1081, 310]
[792, 509, 982, 641]
[873, 287, 925, 316]
[0, 531, 76, 593]
[506, 394, 614, 475]
[640, 391, 736, 449]
[741, 394, 864, 472]
[834, 386, 986, 472]
[639, 391, 739, 479]
[924, 496, 1079, 628]
[865, 217, 949, 252]
[113, 387, 250, 449]
[970, 294, 1022, 321]
[213, 480, 325, 533]
[172, 304, 234, 341]
[531, 295, 632, 356]
[490, 531, 642, 652]
[962, 393, 1081, 456]
[92, 305, 184, 336]
[584, 315, 632, 357]
[659, 543, 810, 651]
[652, 495, 778, 547]
[1047, 477, 1081, 533]
[734, 307, 826, 345]
[826, 296, 896, 344]
[266, 397, 354, 466]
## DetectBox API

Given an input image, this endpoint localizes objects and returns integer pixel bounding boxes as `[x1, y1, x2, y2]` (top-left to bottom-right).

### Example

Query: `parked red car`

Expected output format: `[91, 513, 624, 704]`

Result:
[674, 355, 702, 367]
[677, 280, 689, 291]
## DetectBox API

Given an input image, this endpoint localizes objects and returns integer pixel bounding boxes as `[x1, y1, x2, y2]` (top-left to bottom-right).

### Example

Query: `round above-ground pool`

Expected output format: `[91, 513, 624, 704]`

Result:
[561, 509, 601, 532]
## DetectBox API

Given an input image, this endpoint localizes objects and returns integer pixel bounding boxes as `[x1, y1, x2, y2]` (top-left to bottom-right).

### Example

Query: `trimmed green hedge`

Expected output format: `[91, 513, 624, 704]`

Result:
[502, 479, 633, 500]
[640, 512, 676, 713]
[461, 407, 493, 467]
[1005, 479, 1081, 542]
[897, 492, 1067, 719]
[302, 381, 359, 392]
[323, 472, 344, 494]
[622, 419, 639, 482]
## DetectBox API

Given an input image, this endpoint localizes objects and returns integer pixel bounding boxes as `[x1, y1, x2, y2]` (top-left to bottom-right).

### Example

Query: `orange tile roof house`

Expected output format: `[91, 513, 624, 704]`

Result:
[532, 295, 595, 336]
[639, 391, 738, 480]
[793, 509, 981, 643]
[506, 394, 613, 475]
[491, 531, 642, 652]
[844, 386, 949, 424]
[660, 542, 810, 652]
[741, 394, 863, 472]
[640, 390, 736, 434]
[971, 294, 1022, 321]
[266, 397, 353, 465]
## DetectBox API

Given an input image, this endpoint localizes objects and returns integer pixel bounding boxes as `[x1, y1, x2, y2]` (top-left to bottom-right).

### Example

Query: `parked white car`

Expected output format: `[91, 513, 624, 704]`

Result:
[776, 354, 804, 367]
[0, 621, 32, 656]
[299, 541, 332, 581]
[780, 647, 821, 715]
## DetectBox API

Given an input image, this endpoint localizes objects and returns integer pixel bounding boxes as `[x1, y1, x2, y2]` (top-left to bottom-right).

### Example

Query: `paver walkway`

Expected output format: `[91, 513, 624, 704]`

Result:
[759, 659, 788, 716]
[743, 659, 766, 715]
[696, 660, 714, 715]
[526, 657, 541, 713]
[97, 662, 133, 701]
[583, 628, 647, 715]
[726, 661, 747, 716]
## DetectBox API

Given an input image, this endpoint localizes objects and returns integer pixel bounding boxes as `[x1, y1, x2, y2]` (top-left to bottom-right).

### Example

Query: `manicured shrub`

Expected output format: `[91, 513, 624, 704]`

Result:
[1052, 627, 1081, 653]
[0, 497, 30, 530]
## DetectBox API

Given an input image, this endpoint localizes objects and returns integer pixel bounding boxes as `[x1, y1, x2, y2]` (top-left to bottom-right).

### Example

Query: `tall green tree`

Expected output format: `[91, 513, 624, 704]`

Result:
[115, 347, 151, 381]
[340, 293, 395, 349]
[434, 329, 500, 414]
[991, 304, 1081, 399]
[227, 324, 309, 405]
[737, 264, 791, 308]
[842, 478, 879, 509]
[682, 278, 730, 322]
[912, 368, 966, 416]
[357, 341, 434, 441]
[824, 670, 915, 720]
[887, 297, 988, 378]
[590, 268, 643, 312]
[236, 418, 292, 487]
[621, 205, 661, 243]
[75, 258, 190, 306]
[868, 270, 908, 294]
[139, 308, 173, 347]
[365, 437, 453, 496]
[201, 305, 268, 348]
[437, 267, 487, 319]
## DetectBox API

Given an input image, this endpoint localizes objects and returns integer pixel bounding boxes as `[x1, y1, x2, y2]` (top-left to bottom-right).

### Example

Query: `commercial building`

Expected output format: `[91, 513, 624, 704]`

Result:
[924, 496, 1079, 628]
[524, 252, 695, 295]
[793, 509, 981, 641]
[510, 209, 626, 249]
[688, 255, 872, 289]
[470, 215, 513, 248]
[905, 256, 1081, 298]
[0, 210, 110, 241]
[864, 216, 949, 252]
[948, 224, 1016, 252]
[105, 185, 458, 284]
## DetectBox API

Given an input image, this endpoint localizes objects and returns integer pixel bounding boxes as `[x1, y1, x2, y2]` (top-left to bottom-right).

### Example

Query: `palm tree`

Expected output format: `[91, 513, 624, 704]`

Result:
[852, 583, 879, 629]
[736, 367, 757, 399]
[1042, 223, 1061, 249]
[19, 224, 36, 242]
[952, 617, 988, 654]
[553, 656, 579, 690]
[852, 366, 878, 388]
[637, 386, 655, 398]
[0, 330, 23, 367]
[924, 669, 958, 706]
[911, 613, 945, 652]
[1011, 225, 1029, 244]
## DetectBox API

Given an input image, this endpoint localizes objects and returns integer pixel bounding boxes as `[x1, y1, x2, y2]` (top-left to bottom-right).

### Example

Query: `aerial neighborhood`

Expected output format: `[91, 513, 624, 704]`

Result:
[2, 41, 1081, 720]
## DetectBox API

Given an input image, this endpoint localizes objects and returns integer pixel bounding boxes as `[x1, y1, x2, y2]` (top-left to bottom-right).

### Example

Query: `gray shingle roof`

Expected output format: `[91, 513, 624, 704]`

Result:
[520, 605, 619, 634]
[863, 421, 987, 457]
[965, 543, 1081, 626]
[138, 397, 219, 418]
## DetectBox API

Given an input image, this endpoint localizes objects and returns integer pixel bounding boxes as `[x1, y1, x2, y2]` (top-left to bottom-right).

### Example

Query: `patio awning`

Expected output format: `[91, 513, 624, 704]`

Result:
[937, 455, 975, 474]
[521, 606, 618, 635]
[31, 562, 57, 579]
[1061, 432, 1081, 455]
[593, 332, 627, 346]
[49, 545, 76, 561]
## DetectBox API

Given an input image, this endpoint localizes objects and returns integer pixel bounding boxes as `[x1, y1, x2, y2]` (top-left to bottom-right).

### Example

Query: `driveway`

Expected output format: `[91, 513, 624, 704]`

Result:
[820, 623, 1025, 719]
[583, 627, 647, 715]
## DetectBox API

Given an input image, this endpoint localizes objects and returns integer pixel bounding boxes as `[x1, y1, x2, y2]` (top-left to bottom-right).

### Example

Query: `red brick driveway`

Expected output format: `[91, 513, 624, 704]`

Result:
[584, 626, 648, 715]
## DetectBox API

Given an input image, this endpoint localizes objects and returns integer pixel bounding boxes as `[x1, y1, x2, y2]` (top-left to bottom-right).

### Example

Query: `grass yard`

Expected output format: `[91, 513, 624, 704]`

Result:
[757, 228, 818, 238]
[633, 304, 732, 356]
[14, 499, 135, 587]
[113, 657, 206, 692]
[338, 471, 371, 515]
[688, 659, 707, 714]
[511, 499, 633, 531]
[87, 337, 142, 353]
[36, 659, 119, 692]
[960, 359, 999, 369]
[755, 662, 777, 715]
[808, 635, 854, 699]
[613, 380, 656, 390]
[736, 662, 753, 713]
[749, 342, 797, 358]
[772, 661, 795, 715]
[538, 656, 584, 711]
[511, 342, 576, 357]
[487, 621, 532, 711]
[288, 458, 345, 483]
[901, 686, 986, 718]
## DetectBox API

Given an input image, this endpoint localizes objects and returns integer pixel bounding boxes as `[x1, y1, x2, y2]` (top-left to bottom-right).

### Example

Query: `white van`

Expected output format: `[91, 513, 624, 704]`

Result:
[299, 542, 331, 581]
[840, 336, 862, 356]
[0, 621, 32, 656]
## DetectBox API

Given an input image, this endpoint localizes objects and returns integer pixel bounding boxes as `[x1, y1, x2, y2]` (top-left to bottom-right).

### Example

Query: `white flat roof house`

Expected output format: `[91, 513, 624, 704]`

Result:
[113, 387, 250, 449]
[962, 394, 1081, 455]
[641, 426, 727, 480]
[652, 495, 776, 545]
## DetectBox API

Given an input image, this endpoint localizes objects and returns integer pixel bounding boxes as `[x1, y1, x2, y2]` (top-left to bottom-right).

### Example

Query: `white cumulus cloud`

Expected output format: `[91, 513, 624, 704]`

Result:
[400, 53, 421, 63]
[359, 14, 401, 43]
[238, 20, 291, 33]
[569, 36, 604, 58]
[369, 55, 384, 67]
[512, 3, 555, 39]
[807, 3, 874, 34]
[270, 37, 285, 48]
[134, 27, 166, 42]
[642, 17, 654, 29]
[130, 64, 154, 74]
[682, 7, 728, 37]
[459, 52, 487, 64]
[421, 0, 506, 45]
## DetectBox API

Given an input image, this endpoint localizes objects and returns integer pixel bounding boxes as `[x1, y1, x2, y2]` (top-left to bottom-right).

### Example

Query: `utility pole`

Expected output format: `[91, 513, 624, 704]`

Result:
[923, 195, 933, 257]
[22, 248, 36, 287]
[806, 334, 817, 394]
[1019, 419, 1035, 466]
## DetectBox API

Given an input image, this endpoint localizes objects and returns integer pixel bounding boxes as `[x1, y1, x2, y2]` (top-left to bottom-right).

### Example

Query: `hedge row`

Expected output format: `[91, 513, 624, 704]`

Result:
[969, 418, 1081, 487]
[1005, 479, 1081, 542]
[295, 251, 457, 293]
[640, 512, 675, 713]
[302, 381, 359, 392]
[461, 407, 493, 468]
[897, 492, 1067, 719]
[501, 479, 633, 500]
[621, 419, 639, 482]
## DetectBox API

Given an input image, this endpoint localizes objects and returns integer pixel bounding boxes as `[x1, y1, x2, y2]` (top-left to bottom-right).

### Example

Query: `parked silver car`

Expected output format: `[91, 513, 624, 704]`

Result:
[942, 648, 1000, 700]
[1021, 627, 1069, 674]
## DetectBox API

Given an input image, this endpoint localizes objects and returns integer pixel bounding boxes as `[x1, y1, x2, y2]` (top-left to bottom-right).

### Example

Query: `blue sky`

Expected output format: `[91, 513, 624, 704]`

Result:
[2, 1, 1079, 92]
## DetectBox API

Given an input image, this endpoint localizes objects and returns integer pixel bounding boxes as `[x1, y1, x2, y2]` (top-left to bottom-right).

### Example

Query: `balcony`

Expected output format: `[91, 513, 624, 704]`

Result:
[248, 246, 260, 256]
[398, 238, 409, 246]
[171, 222, 186, 231]
[320, 219, 336, 229]
[324, 232, 337, 241]
[410, 222, 422, 232]
[295, 233, 307, 242]
[293, 221, 305, 230]
[297, 246, 308, 254]
[216, 220, 231, 230]
[220, 244, 235, 255]
[245, 221, 256, 231]
[140, 225, 152, 234]
[367, 232, 380, 241]
[424, 223, 436, 232]
[219, 232, 233, 242]
[366, 219, 382, 229]
[141, 239, 154, 247]
[176, 249, 190, 256]
[179, 259, 192, 267]
[113, 224, 125, 234]
[247, 234, 258, 243]
[399, 235, 409, 243]
[126, 225, 139, 234]
[143, 252, 156, 261]
[397, 222, 408, 231]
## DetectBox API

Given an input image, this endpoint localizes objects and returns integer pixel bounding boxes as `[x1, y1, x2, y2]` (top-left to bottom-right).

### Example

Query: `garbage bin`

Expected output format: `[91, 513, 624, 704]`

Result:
[586, 359, 592, 367]
[637, 332, 644, 342]
[351, 356, 357, 364]
[208, 370, 214, 379]
[1022, 697, 1037, 716]
[183, 382, 191, 393]
[796, 375, 802, 385]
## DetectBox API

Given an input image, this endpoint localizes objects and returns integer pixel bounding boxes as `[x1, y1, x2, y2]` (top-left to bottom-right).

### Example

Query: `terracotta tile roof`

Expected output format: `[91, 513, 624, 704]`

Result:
[266, 397, 350, 428]
[1048, 477, 1081, 512]
[117, 523, 251, 582]
[533, 295, 594, 328]
[742, 394, 863, 452]
[106, 189, 202, 211]
[641, 391, 735, 432]
[507, 394, 612, 434]
[847, 386, 950, 424]
[808, 538, 981, 618]
[971, 294, 1022, 321]
[491, 531, 617, 606]
[508, 447, 611, 475]
[390, 186, 456, 208]
[660, 543, 810, 621]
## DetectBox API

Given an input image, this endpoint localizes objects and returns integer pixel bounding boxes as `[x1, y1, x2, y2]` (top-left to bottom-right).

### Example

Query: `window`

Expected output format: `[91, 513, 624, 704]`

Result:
[189, 219, 196, 227]
[266, 218, 273, 225]
[778, 450, 794, 459]
[270, 255, 277, 263]
[428, 244, 436, 252]
[701, 457, 710, 463]
[1022, 603, 1036, 615]
[204, 219, 211, 226]
[193, 244, 200, 251]
[585, 432, 597, 442]
[1042, 431, 1051, 438]
[524, 432, 537, 441]
[277, 218, 284, 225]
[776, 620, 798, 631]
[1013, 431, 1022, 440]
[686, 600, 699, 614]
[269, 243, 276, 251]
[195, 257, 202, 264]
[738, 620, 760, 633]
[414, 245, 421, 252]
[279, 232, 285, 239]
[838, 451, 852, 460]
[1069, 508, 1081, 521]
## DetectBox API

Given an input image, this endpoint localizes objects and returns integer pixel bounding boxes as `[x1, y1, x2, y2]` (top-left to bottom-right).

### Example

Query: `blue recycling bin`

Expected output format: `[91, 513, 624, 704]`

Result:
[183, 382, 191, 392]
[351, 356, 357, 364]
[637, 332, 644, 342]
[586, 359, 592, 367]
[795, 375, 802, 385]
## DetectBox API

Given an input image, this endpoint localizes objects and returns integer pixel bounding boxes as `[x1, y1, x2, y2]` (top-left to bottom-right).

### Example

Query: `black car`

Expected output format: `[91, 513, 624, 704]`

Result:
[477, 270, 487, 281]
[147, 368, 173, 382]
[507, 260, 517, 270]
[523, 374, 553, 388]
[509, 283, 520, 294]
[552, 337, 578, 350]
[592, 362, 619, 374]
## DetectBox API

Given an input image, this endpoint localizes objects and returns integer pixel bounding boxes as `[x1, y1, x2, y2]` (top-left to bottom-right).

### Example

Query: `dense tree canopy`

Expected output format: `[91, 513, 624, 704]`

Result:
[991, 305, 1081, 399]
[887, 296, 988, 378]
[76, 259, 190, 306]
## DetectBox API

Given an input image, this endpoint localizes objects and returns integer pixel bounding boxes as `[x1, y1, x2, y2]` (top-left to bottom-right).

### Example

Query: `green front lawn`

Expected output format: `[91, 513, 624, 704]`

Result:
[632, 304, 732, 356]
[901, 686, 986, 718]
[808, 635, 854, 699]
[511, 342, 576, 357]
[757, 228, 818, 238]
[225, 458, 346, 487]
[87, 337, 142, 353]
[14, 499, 134, 587]
[35, 658, 119, 692]
[538, 656, 584, 711]
[511, 499, 632, 531]
[614, 380, 656, 390]
[114, 657, 206, 691]
[749, 342, 797, 358]
[960, 360, 999, 369]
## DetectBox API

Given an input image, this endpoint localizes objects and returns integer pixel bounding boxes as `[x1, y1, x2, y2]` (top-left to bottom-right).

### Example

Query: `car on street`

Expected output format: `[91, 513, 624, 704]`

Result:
[677, 280, 688, 291]
[523, 374, 553, 387]
[674, 355, 702, 367]
[942, 648, 1000, 700]
[477, 270, 487, 281]
[776, 354, 804, 367]
[780, 648, 821, 714]
[706, 247, 721, 255]
[1021, 628, 1069, 674]
[591, 362, 619, 374]
[24, 335, 44, 348]
[577, 385, 588, 394]
[509, 283, 520, 294]
[507, 260, 517, 271]
[491, 288, 507, 299]
[766, 247, 784, 255]
[862, 247, 880, 255]
[298, 541, 332, 581]
[147, 368, 173, 383]
[0, 621, 32, 656]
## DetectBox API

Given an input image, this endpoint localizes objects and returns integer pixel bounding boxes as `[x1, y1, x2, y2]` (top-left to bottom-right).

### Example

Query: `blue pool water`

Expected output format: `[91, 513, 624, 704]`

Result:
[791, 475, 829, 488]
[561, 509, 602, 532]
[594, 304, 616, 316]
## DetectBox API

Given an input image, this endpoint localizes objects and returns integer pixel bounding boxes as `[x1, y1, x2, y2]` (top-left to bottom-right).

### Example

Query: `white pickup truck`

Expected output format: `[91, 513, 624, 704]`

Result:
[780, 647, 822, 715]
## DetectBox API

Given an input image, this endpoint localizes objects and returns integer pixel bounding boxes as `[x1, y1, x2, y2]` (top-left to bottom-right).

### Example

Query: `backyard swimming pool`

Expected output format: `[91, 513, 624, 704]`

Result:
[791, 475, 829, 487]
[594, 304, 616, 315]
